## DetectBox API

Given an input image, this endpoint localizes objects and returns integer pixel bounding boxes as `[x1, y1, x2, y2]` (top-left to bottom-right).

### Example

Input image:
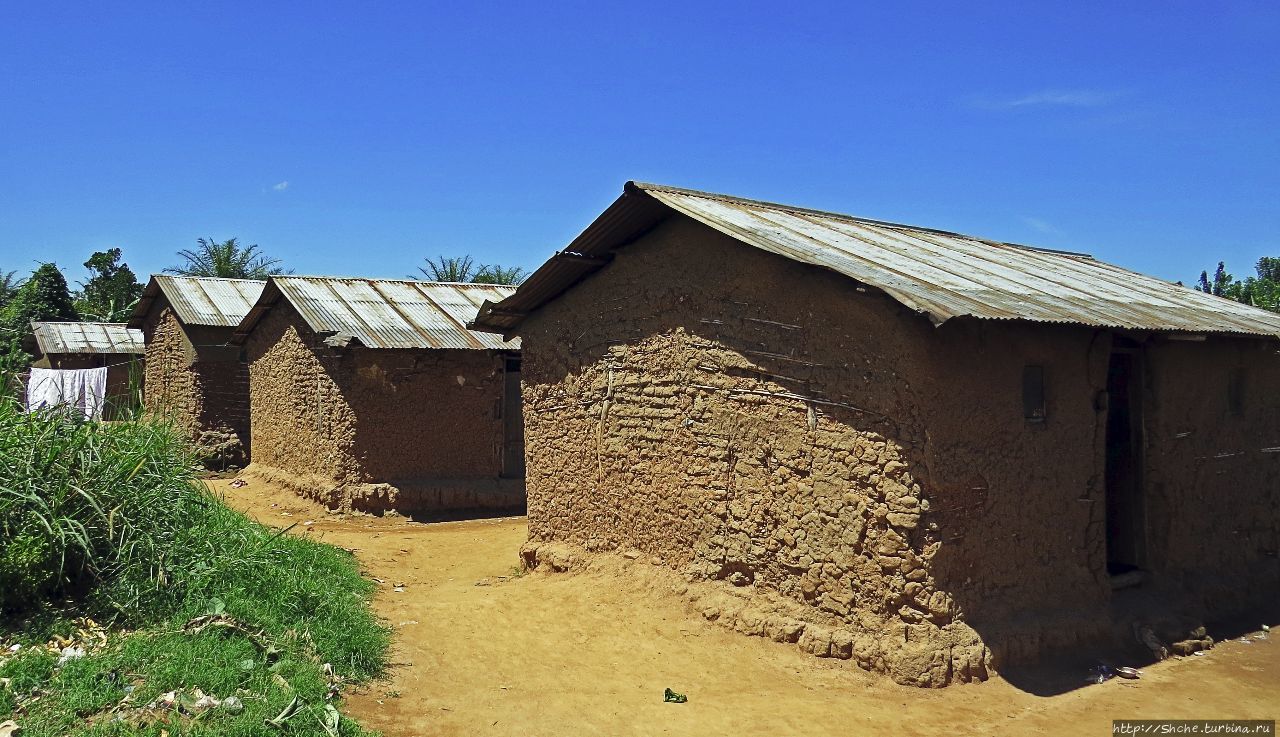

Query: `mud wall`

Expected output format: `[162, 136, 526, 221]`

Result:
[243, 301, 522, 513]
[516, 214, 1119, 686]
[141, 305, 199, 430]
[140, 300, 251, 463]
[1142, 339, 1280, 616]
[187, 324, 252, 457]
[243, 302, 358, 485]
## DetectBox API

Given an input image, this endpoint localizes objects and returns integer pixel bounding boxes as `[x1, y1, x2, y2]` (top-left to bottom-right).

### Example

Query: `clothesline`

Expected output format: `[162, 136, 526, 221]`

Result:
[16, 356, 144, 373]
[93, 356, 144, 370]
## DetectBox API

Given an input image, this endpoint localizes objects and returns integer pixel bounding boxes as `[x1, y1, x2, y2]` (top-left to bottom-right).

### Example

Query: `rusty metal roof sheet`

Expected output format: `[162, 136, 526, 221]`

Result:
[233, 277, 520, 350]
[128, 276, 266, 329]
[471, 181, 1280, 338]
[31, 322, 144, 355]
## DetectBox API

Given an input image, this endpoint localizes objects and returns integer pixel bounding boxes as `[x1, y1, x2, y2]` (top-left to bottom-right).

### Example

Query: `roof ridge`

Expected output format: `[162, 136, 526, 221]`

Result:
[273, 275, 518, 289]
[32, 321, 132, 327]
[628, 181, 1096, 260]
[156, 275, 267, 283]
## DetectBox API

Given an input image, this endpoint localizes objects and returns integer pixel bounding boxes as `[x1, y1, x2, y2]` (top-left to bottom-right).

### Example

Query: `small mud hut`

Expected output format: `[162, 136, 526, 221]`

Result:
[28, 321, 144, 419]
[231, 276, 523, 514]
[129, 276, 266, 465]
[471, 182, 1280, 687]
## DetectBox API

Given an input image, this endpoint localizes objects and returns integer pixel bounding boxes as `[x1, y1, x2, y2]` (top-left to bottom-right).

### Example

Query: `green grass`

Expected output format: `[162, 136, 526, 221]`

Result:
[2, 614, 381, 735]
[0, 349, 390, 735]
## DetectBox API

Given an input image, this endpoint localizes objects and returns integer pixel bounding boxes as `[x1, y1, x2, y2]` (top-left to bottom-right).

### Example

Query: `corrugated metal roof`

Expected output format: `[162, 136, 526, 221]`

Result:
[31, 322, 144, 355]
[129, 276, 265, 328]
[471, 181, 1280, 338]
[234, 277, 520, 350]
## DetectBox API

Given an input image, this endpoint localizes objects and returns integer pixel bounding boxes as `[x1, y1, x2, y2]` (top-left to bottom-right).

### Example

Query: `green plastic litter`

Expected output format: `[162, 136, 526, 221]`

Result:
[663, 688, 688, 704]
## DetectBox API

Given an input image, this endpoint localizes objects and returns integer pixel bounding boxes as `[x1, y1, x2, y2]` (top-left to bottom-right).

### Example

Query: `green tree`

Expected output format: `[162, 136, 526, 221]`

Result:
[413, 255, 527, 285]
[1196, 262, 1235, 297]
[1196, 258, 1280, 312]
[0, 271, 21, 312]
[165, 237, 283, 279]
[1, 263, 79, 351]
[1257, 257, 1280, 282]
[76, 248, 143, 321]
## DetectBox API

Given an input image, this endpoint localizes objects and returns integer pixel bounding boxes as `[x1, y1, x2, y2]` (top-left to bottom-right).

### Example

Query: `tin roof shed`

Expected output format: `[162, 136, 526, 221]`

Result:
[30, 322, 144, 355]
[129, 276, 266, 329]
[471, 182, 1280, 339]
[233, 277, 519, 350]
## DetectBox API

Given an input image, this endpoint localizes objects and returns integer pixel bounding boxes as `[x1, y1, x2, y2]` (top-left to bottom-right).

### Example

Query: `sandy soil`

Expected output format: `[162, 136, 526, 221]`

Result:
[210, 477, 1278, 737]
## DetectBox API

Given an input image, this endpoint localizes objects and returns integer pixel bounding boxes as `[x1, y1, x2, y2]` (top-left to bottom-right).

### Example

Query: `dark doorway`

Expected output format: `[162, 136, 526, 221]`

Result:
[1104, 350, 1145, 575]
[501, 357, 525, 478]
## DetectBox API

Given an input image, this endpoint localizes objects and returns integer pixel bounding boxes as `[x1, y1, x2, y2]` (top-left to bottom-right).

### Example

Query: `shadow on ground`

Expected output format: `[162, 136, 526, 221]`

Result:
[999, 608, 1279, 697]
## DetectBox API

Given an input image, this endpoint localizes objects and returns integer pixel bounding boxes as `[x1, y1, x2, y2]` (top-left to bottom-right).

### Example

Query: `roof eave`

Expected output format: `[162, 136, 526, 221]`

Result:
[230, 278, 285, 346]
[127, 277, 164, 329]
[469, 183, 670, 334]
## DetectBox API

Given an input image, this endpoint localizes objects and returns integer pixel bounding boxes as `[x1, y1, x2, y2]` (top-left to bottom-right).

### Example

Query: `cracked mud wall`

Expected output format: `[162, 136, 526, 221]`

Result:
[1141, 339, 1280, 618]
[243, 301, 522, 514]
[242, 302, 359, 486]
[140, 300, 250, 464]
[516, 214, 1117, 686]
[142, 306, 199, 430]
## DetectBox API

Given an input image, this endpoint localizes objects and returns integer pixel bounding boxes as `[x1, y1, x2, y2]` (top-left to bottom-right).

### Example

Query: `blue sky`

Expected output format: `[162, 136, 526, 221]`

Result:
[2, 1, 1277, 289]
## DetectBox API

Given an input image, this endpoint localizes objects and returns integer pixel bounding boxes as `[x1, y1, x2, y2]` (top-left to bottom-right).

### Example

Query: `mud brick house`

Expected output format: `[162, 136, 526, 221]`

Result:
[129, 276, 265, 465]
[471, 182, 1280, 687]
[231, 277, 523, 514]
[28, 321, 144, 419]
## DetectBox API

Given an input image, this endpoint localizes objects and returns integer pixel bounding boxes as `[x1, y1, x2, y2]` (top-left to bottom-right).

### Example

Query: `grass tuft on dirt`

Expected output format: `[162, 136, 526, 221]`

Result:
[0, 352, 389, 736]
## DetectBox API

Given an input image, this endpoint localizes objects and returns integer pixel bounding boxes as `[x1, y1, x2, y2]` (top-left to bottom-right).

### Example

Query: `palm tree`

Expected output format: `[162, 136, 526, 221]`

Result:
[414, 256, 479, 282]
[473, 264, 527, 285]
[412, 256, 527, 285]
[165, 238, 283, 279]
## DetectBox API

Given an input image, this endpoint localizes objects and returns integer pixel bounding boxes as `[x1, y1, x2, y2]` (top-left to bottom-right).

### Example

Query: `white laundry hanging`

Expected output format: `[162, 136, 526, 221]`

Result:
[81, 366, 107, 420]
[25, 366, 109, 420]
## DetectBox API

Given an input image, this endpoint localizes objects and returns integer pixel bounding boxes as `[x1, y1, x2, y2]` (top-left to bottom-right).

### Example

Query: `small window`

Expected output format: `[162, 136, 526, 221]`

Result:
[1023, 365, 1046, 422]
[1228, 367, 1246, 417]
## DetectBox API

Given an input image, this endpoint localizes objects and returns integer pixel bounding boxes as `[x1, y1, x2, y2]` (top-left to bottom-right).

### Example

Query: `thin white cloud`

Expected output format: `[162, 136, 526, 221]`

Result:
[976, 89, 1114, 110]
[272, 181, 289, 191]
[1022, 217, 1064, 237]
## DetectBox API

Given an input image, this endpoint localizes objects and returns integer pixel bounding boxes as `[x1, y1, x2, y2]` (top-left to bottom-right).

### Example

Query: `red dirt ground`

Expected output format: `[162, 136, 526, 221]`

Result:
[212, 477, 1278, 737]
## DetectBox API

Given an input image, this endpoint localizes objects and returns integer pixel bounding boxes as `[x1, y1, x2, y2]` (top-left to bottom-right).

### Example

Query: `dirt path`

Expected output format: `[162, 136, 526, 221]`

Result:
[211, 478, 1278, 737]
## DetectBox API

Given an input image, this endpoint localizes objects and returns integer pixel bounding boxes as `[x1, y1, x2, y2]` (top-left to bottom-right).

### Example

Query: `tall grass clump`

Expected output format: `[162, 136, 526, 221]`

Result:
[0, 361, 202, 613]
[0, 347, 388, 735]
